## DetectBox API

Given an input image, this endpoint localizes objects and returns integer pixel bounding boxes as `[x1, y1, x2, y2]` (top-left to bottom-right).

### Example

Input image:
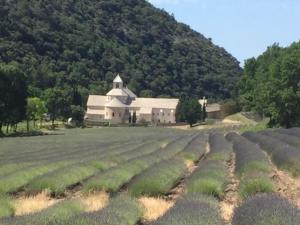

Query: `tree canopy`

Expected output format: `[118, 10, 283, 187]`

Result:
[239, 42, 300, 128]
[0, 63, 28, 131]
[0, 0, 242, 103]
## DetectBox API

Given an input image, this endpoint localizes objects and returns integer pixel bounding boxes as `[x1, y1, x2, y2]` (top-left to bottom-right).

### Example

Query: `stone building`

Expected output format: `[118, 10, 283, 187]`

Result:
[85, 75, 178, 124]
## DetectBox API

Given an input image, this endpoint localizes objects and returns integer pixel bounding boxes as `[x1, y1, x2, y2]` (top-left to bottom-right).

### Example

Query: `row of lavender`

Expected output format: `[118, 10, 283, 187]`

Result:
[152, 133, 232, 225]
[0, 132, 208, 224]
[227, 128, 300, 225]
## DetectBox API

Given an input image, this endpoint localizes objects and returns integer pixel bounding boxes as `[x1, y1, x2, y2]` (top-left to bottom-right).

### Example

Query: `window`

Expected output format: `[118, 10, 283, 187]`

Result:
[163, 113, 165, 116]
[157, 113, 159, 116]
[112, 112, 115, 117]
[116, 83, 119, 88]
[168, 113, 170, 116]
[119, 113, 122, 117]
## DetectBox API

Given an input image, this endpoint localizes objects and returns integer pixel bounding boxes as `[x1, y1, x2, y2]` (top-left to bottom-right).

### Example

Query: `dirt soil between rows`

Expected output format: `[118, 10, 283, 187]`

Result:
[219, 153, 241, 225]
[271, 165, 300, 207]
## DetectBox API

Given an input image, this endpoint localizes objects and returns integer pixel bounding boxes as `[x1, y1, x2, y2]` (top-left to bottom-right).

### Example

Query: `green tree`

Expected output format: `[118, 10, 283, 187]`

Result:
[26, 97, 47, 131]
[176, 98, 202, 127]
[0, 63, 27, 133]
[42, 88, 71, 128]
[70, 105, 85, 126]
[239, 42, 300, 128]
[132, 112, 137, 124]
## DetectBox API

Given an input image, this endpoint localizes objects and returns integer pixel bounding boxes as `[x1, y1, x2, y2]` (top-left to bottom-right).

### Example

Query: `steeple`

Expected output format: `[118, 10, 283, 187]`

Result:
[113, 74, 123, 89]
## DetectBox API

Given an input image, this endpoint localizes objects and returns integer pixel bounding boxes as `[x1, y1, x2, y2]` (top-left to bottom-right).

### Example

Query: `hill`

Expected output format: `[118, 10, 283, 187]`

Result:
[0, 0, 242, 103]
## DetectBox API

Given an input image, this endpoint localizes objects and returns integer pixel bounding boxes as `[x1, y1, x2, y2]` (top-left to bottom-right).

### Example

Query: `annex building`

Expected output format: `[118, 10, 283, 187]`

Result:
[85, 75, 179, 124]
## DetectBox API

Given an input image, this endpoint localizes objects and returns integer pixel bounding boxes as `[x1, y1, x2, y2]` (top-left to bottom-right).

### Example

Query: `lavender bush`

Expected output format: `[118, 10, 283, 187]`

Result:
[233, 194, 300, 225]
[152, 194, 224, 225]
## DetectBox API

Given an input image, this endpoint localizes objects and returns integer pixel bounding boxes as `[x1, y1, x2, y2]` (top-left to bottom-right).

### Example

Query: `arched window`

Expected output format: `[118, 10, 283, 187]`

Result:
[112, 112, 115, 117]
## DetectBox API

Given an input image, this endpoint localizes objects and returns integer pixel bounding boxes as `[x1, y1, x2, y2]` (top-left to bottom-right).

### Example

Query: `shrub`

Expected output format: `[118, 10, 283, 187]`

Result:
[232, 194, 300, 225]
[179, 134, 207, 162]
[128, 159, 186, 197]
[226, 132, 270, 174]
[276, 127, 300, 137]
[26, 164, 99, 196]
[66, 196, 143, 225]
[243, 131, 300, 176]
[152, 194, 224, 225]
[208, 133, 232, 161]
[260, 130, 300, 147]
[0, 162, 69, 194]
[83, 136, 193, 193]
[226, 132, 274, 198]
[0, 200, 82, 225]
[186, 161, 228, 199]
[239, 176, 274, 199]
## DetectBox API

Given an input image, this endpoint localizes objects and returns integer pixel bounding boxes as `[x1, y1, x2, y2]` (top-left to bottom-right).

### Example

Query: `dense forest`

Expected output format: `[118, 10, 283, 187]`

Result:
[239, 41, 300, 128]
[0, 0, 242, 105]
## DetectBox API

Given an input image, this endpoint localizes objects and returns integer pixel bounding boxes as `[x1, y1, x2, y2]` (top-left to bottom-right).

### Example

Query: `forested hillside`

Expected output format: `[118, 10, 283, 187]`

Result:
[0, 0, 242, 104]
[239, 41, 300, 128]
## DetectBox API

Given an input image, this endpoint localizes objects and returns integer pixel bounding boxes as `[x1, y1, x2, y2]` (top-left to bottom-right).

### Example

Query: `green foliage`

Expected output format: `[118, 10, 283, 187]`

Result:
[70, 105, 85, 126]
[152, 194, 224, 225]
[220, 100, 241, 118]
[176, 98, 202, 126]
[0, 200, 83, 225]
[128, 159, 186, 197]
[0, 162, 69, 194]
[239, 42, 300, 128]
[0, 63, 28, 131]
[0, 195, 14, 218]
[186, 161, 229, 199]
[42, 87, 72, 126]
[239, 176, 274, 199]
[0, 0, 241, 102]
[26, 97, 47, 130]
[68, 196, 143, 225]
[26, 164, 99, 196]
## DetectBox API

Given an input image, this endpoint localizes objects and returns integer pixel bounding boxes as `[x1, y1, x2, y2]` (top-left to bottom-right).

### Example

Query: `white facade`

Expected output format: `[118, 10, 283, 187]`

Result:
[85, 75, 178, 124]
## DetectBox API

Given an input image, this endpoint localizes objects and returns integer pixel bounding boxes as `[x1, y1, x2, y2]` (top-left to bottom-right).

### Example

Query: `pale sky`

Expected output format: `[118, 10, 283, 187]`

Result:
[148, 0, 300, 66]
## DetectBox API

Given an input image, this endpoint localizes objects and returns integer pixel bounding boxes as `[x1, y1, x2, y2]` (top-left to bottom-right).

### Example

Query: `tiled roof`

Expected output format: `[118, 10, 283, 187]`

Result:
[105, 98, 127, 108]
[87, 95, 107, 106]
[130, 98, 179, 109]
[106, 88, 128, 96]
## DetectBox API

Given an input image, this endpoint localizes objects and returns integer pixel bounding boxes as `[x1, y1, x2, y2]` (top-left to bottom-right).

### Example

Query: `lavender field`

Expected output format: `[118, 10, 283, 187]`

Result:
[0, 127, 300, 225]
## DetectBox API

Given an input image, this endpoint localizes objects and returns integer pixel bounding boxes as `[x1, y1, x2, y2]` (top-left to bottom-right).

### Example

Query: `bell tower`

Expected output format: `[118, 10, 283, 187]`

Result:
[113, 74, 123, 89]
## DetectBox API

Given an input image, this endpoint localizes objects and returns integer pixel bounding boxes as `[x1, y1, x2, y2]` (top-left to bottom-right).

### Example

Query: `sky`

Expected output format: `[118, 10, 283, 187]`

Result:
[148, 0, 300, 66]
